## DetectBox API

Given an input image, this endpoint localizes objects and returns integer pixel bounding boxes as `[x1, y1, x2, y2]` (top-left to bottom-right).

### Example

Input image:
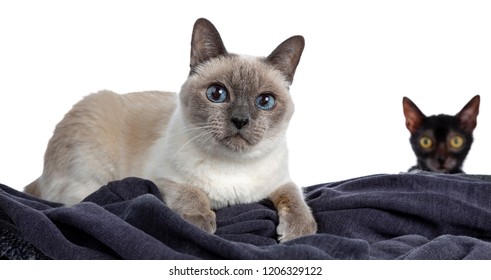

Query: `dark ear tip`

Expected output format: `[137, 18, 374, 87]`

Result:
[473, 94, 480, 103]
[463, 94, 481, 112]
[289, 35, 305, 49]
[292, 35, 305, 43]
[402, 96, 413, 107]
[193, 18, 216, 32]
[195, 18, 211, 25]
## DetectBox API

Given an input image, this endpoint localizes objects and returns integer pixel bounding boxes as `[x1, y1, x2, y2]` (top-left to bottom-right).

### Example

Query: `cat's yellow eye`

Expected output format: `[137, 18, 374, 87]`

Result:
[449, 135, 464, 149]
[419, 136, 433, 149]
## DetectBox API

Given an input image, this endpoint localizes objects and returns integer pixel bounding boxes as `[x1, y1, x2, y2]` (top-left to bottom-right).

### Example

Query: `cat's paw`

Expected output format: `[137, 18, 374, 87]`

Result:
[155, 178, 217, 234]
[182, 209, 217, 234]
[277, 209, 317, 243]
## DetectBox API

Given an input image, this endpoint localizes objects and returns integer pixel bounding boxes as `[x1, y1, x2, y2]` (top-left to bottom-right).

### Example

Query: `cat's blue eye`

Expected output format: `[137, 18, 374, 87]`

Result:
[206, 84, 228, 103]
[255, 93, 276, 110]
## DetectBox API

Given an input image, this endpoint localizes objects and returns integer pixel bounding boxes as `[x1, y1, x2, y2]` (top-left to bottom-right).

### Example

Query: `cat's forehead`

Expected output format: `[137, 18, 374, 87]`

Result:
[425, 114, 460, 127]
[420, 115, 468, 138]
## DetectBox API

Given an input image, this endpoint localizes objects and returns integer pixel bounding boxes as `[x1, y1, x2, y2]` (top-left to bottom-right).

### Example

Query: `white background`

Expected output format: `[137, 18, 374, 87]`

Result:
[1, 0, 490, 191]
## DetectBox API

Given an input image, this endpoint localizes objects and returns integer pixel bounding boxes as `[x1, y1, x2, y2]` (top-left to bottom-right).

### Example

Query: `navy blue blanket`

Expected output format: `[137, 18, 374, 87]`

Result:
[1, 173, 490, 259]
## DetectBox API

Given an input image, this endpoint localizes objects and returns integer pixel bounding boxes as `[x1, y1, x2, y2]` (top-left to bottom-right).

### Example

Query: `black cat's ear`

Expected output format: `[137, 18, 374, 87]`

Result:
[265, 36, 305, 84]
[456, 95, 480, 133]
[190, 18, 228, 72]
[403, 97, 425, 133]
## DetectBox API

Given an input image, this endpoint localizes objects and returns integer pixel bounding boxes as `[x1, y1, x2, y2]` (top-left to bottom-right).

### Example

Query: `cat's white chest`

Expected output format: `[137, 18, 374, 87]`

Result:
[145, 131, 290, 209]
[184, 155, 288, 209]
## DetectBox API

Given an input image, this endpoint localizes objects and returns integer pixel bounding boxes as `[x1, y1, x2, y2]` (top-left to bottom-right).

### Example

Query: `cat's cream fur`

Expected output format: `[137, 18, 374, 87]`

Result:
[25, 18, 317, 242]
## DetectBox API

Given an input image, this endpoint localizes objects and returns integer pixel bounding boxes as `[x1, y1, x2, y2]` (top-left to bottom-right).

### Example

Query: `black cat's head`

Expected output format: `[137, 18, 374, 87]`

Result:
[403, 95, 480, 173]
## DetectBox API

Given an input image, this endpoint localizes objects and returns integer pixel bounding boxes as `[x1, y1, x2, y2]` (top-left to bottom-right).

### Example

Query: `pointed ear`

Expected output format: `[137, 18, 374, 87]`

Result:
[265, 35, 305, 84]
[190, 18, 227, 71]
[456, 95, 480, 133]
[403, 97, 425, 133]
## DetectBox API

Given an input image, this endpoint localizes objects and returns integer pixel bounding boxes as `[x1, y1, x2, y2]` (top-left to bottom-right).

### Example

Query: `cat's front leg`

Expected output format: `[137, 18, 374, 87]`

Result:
[153, 178, 216, 233]
[269, 182, 317, 242]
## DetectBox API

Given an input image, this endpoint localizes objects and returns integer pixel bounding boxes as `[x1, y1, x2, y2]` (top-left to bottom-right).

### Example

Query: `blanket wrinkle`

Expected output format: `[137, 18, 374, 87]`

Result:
[1, 173, 491, 259]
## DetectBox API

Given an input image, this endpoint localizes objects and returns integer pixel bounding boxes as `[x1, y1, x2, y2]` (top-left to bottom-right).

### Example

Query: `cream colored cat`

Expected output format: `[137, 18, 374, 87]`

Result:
[25, 18, 317, 242]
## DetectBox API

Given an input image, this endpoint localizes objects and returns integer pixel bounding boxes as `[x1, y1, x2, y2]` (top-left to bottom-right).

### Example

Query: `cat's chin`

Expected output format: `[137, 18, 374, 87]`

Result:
[426, 158, 458, 173]
[200, 132, 283, 161]
[221, 134, 254, 153]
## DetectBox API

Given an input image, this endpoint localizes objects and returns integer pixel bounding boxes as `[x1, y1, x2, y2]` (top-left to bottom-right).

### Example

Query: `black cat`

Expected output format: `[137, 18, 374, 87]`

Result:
[403, 95, 480, 174]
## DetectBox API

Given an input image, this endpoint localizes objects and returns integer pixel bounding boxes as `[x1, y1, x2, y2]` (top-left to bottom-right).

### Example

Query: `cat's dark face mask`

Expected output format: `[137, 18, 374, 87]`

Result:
[179, 56, 294, 157]
[411, 116, 473, 173]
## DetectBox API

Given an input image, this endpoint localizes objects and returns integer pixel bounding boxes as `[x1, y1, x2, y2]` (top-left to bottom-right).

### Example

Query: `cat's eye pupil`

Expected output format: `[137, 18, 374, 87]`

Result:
[419, 136, 433, 149]
[450, 135, 464, 148]
[206, 84, 228, 103]
[255, 93, 276, 110]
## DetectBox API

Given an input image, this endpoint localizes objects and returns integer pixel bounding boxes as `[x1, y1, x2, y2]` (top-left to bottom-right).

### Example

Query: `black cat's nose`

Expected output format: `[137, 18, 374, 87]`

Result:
[230, 116, 249, 130]
[437, 156, 446, 165]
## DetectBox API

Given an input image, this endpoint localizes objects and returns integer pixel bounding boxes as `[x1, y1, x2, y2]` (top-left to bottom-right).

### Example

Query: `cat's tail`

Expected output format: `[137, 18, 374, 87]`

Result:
[24, 178, 41, 197]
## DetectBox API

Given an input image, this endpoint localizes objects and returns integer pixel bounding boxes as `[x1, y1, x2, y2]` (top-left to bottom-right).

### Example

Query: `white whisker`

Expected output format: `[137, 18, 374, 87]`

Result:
[167, 123, 212, 138]
[199, 132, 218, 151]
[173, 129, 215, 157]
